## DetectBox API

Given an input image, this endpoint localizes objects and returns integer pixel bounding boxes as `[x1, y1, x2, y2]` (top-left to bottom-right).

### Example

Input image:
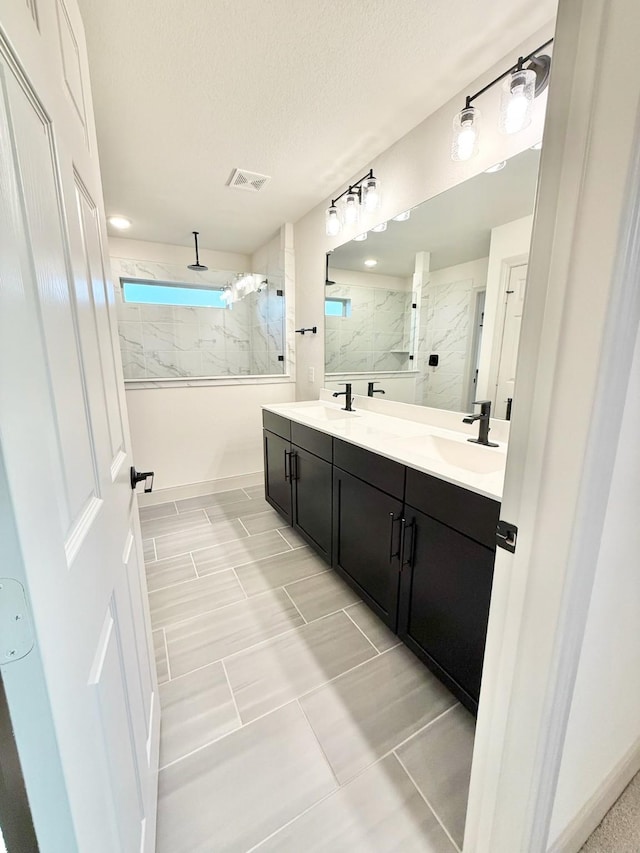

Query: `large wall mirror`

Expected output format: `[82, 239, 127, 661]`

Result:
[325, 147, 541, 417]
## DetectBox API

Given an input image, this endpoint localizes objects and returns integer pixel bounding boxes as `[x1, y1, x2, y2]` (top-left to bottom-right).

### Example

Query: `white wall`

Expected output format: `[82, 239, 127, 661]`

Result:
[416, 256, 489, 411]
[292, 25, 553, 404]
[111, 234, 295, 490]
[548, 324, 640, 846]
[476, 214, 533, 403]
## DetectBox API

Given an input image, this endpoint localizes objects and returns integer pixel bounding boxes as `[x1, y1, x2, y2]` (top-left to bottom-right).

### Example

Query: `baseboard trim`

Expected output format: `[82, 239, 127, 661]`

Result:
[137, 471, 264, 506]
[549, 736, 640, 853]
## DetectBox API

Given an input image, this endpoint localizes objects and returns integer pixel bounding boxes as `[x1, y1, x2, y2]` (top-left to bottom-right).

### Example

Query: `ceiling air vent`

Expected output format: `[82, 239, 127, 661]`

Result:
[228, 169, 271, 193]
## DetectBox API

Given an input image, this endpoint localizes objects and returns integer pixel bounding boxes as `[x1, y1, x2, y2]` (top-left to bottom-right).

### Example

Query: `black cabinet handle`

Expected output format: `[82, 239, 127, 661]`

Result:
[293, 452, 299, 481]
[388, 513, 401, 561]
[284, 449, 291, 482]
[400, 518, 416, 569]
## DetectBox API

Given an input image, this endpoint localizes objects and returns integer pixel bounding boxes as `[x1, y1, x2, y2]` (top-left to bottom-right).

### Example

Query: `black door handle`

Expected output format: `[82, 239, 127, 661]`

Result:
[400, 518, 416, 569]
[388, 513, 401, 561]
[130, 467, 154, 493]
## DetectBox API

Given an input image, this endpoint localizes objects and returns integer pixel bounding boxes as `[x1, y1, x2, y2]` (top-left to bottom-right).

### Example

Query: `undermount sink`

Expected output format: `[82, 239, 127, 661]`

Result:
[302, 405, 360, 421]
[396, 434, 505, 474]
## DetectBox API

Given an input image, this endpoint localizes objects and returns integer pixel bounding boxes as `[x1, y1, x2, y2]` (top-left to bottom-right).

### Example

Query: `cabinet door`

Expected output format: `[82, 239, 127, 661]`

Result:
[398, 507, 496, 713]
[263, 430, 292, 523]
[333, 468, 403, 629]
[292, 446, 332, 561]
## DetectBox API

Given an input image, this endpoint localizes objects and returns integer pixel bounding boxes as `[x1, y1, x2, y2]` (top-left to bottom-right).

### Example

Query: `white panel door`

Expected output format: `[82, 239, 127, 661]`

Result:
[0, 2, 159, 852]
[495, 263, 528, 419]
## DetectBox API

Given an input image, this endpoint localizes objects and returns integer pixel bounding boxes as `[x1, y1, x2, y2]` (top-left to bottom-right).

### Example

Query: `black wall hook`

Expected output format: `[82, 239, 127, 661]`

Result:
[295, 327, 317, 335]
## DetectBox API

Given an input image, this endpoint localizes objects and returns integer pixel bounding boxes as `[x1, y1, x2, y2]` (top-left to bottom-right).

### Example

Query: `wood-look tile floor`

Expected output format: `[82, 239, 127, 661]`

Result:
[143, 485, 476, 852]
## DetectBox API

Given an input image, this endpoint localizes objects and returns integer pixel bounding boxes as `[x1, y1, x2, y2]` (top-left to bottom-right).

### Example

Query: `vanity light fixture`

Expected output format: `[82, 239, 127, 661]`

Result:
[450, 38, 553, 161]
[353, 232, 368, 241]
[371, 221, 388, 233]
[324, 169, 381, 237]
[393, 210, 411, 222]
[485, 161, 507, 173]
[108, 215, 131, 230]
[325, 205, 341, 237]
[364, 259, 378, 267]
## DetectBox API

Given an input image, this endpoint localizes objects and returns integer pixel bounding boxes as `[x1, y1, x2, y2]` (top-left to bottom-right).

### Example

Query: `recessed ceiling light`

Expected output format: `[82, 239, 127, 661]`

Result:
[371, 222, 387, 233]
[485, 161, 507, 173]
[364, 259, 377, 268]
[108, 215, 131, 230]
[353, 232, 368, 242]
[393, 210, 411, 222]
[531, 141, 543, 150]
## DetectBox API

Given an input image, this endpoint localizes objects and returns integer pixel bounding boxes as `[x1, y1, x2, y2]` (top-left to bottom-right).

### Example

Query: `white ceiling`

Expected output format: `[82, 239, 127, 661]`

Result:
[78, 0, 556, 255]
[330, 147, 541, 276]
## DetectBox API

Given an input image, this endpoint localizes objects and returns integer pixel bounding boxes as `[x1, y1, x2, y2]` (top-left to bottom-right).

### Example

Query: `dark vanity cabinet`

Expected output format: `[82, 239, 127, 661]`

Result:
[263, 413, 293, 523]
[263, 410, 500, 713]
[398, 469, 500, 712]
[263, 413, 332, 560]
[332, 441, 405, 630]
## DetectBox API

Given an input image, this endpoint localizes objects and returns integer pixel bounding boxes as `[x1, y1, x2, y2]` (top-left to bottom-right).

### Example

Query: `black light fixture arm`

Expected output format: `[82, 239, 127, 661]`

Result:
[464, 37, 554, 108]
[330, 169, 375, 208]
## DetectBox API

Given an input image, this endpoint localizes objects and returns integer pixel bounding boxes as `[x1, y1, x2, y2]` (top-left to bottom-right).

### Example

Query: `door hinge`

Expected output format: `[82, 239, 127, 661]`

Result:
[0, 579, 35, 663]
[496, 520, 518, 553]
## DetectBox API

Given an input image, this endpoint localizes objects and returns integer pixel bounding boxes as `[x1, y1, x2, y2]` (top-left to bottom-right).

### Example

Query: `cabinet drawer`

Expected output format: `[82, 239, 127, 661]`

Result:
[334, 439, 405, 500]
[291, 422, 332, 462]
[262, 410, 291, 441]
[405, 468, 500, 549]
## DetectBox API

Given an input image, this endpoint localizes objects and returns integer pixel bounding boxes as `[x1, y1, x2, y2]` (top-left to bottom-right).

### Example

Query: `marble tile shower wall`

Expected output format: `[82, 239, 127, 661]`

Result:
[415, 278, 475, 411]
[325, 285, 413, 373]
[112, 259, 285, 379]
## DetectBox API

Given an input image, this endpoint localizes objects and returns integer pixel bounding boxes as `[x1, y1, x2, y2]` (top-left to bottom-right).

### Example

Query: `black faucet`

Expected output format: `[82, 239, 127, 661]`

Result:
[367, 382, 385, 397]
[333, 383, 354, 412]
[462, 400, 499, 447]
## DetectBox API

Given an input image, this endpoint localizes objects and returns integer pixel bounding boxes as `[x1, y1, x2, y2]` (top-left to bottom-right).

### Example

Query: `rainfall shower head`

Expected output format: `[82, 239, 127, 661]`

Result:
[187, 231, 208, 271]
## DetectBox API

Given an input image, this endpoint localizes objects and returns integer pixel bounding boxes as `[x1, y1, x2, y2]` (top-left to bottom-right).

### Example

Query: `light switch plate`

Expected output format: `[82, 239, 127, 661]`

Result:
[308, 367, 315, 383]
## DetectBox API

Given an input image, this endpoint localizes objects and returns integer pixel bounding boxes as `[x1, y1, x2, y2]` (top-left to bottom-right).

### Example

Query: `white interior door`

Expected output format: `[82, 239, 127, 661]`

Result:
[0, 3, 159, 852]
[495, 263, 528, 418]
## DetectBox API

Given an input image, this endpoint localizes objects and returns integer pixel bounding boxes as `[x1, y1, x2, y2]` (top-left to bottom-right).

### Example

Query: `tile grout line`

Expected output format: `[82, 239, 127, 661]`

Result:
[281, 586, 307, 624]
[189, 552, 199, 579]
[274, 527, 294, 549]
[296, 698, 341, 787]
[220, 658, 244, 730]
[231, 566, 248, 599]
[162, 628, 171, 682]
[393, 750, 462, 853]
[152, 529, 250, 562]
[342, 607, 381, 655]
[236, 517, 251, 538]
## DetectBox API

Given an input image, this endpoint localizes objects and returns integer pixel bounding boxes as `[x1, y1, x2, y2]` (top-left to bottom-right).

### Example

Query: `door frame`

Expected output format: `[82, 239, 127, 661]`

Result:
[486, 254, 528, 411]
[464, 1, 640, 850]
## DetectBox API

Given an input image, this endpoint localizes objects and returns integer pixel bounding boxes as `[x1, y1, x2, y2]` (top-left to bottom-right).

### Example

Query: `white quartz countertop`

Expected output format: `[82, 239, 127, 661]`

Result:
[262, 395, 507, 502]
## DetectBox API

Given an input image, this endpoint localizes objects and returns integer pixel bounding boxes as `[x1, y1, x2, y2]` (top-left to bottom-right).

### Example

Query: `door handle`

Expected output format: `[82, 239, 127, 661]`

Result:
[130, 467, 154, 493]
[284, 449, 291, 482]
[400, 518, 416, 569]
[388, 513, 401, 561]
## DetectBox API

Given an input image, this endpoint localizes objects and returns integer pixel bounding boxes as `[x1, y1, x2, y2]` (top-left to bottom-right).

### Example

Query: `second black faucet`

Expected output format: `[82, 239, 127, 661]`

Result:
[333, 383, 354, 412]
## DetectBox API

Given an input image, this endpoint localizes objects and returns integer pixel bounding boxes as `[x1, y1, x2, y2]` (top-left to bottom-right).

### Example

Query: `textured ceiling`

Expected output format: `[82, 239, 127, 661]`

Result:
[330, 148, 541, 276]
[78, 0, 556, 254]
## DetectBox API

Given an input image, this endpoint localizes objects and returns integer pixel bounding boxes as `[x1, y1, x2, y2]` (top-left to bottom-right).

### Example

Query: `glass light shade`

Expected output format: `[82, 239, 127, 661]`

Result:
[451, 106, 480, 161]
[325, 205, 341, 237]
[371, 221, 387, 233]
[499, 68, 536, 134]
[393, 210, 411, 222]
[343, 191, 360, 225]
[363, 177, 380, 213]
[364, 259, 377, 267]
[485, 160, 507, 173]
[353, 232, 368, 241]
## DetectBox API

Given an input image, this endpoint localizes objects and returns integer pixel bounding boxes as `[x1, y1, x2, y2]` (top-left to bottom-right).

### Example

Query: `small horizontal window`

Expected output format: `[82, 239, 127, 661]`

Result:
[122, 280, 227, 309]
[325, 297, 351, 318]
